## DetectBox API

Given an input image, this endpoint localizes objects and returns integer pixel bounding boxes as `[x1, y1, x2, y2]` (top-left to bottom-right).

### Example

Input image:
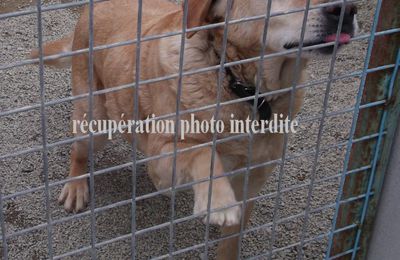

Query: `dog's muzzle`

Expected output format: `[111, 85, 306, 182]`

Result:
[317, 3, 357, 53]
[284, 3, 357, 54]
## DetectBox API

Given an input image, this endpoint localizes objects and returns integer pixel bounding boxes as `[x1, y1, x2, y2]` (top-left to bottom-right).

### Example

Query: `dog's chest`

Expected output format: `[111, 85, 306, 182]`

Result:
[218, 132, 285, 173]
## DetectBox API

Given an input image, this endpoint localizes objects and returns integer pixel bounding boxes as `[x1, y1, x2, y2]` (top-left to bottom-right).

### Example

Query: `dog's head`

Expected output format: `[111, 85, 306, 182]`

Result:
[186, 0, 358, 58]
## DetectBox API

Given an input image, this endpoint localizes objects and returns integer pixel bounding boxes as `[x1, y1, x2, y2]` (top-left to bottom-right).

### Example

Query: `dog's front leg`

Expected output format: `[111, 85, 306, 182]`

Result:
[215, 165, 275, 259]
[190, 149, 241, 226]
[151, 143, 241, 226]
[216, 201, 254, 260]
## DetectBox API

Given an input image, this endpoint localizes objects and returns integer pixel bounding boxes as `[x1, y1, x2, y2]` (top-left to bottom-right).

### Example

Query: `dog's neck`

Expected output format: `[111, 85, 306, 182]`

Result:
[208, 32, 260, 83]
[206, 30, 289, 100]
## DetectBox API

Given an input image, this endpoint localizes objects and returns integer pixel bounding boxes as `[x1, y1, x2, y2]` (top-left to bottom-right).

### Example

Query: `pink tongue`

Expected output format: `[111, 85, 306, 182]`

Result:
[324, 33, 351, 44]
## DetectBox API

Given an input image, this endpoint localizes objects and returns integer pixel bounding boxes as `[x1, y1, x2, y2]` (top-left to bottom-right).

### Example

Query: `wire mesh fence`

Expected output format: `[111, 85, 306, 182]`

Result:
[0, 0, 399, 259]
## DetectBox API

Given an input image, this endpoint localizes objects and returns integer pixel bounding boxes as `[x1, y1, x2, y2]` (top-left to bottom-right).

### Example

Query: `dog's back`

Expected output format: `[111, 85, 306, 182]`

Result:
[30, 0, 181, 68]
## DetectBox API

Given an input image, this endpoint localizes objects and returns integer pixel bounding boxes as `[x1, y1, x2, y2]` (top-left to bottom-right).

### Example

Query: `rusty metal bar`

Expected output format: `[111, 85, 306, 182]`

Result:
[326, 0, 400, 258]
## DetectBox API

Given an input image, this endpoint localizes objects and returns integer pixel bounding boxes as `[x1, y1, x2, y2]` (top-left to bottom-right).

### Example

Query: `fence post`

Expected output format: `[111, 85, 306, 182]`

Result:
[328, 0, 400, 258]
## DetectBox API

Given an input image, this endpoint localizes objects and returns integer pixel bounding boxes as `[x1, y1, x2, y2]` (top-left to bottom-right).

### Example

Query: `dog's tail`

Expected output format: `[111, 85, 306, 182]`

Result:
[30, 33, 74, 68]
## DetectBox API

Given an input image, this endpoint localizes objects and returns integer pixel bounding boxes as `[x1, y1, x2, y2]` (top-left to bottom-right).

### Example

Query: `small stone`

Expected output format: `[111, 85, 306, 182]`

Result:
[22, 165, 34, 173]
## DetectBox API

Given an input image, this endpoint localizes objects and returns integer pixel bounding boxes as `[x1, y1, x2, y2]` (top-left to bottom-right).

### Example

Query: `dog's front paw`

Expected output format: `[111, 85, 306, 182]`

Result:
[205, 204, 241, 226]
[194, 192, 241, 226]
[58, 179, 89, 213]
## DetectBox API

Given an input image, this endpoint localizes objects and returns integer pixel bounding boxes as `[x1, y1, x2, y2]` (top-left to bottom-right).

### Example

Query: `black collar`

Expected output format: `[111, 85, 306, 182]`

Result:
[225, 67, 272, 121]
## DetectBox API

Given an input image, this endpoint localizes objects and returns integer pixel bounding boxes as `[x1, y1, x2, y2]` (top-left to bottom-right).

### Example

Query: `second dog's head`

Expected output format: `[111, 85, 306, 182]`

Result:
[186, 0, 358, 58]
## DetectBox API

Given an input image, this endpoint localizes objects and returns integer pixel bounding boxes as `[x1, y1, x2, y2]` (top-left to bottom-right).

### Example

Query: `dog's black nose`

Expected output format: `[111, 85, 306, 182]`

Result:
[324, 3, 358, 20]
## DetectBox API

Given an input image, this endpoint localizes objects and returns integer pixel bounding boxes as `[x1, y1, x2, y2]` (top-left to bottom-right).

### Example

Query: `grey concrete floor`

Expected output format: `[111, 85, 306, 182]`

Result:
[367, 121, 400, 260]
[0, 0, 378, 259]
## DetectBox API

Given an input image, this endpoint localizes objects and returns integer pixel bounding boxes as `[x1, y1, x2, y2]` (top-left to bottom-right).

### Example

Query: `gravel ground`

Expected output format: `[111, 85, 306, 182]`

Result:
[0, 0, 377, 259]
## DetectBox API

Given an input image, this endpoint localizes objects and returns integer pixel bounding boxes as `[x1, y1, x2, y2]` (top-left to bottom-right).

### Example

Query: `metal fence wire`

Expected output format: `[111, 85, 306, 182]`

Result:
[0, 0, 399, 259]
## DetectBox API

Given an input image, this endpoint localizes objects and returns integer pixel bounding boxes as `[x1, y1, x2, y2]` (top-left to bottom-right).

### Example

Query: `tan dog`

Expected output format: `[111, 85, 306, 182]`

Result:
[31, 0, 357, 258]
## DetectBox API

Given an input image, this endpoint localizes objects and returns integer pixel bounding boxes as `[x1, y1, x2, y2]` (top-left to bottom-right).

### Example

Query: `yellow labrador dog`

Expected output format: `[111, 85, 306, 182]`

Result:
[32, 0, 357, 258]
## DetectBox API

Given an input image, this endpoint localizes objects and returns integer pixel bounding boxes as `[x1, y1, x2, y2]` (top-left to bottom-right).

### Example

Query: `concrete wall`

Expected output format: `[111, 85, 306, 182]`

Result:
[367, 120, 400, 259]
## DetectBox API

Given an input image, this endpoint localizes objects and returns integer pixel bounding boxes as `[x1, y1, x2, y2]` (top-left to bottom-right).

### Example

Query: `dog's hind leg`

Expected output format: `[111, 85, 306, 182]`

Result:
[58, 52, 108, 213]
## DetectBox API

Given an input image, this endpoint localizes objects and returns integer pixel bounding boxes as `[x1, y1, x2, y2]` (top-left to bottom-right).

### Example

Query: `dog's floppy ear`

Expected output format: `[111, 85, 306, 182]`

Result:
[185, 0, 213, 38]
